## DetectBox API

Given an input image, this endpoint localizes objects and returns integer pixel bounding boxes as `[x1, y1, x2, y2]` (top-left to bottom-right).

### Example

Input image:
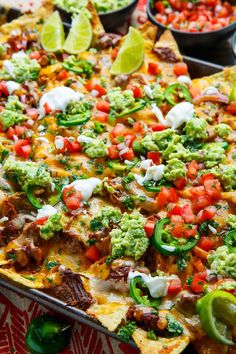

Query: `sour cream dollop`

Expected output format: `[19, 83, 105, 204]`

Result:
[62, 178, 102, 202]
[166, 102, 194, 130]
[36, 205, 57, 220]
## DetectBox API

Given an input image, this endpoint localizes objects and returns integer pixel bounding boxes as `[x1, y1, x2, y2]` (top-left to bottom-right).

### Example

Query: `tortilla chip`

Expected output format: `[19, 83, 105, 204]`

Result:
[87, 303, 130, 331]
[132, 328, 189, 354]
[0, 267, 44, 288]
[154, 30, 182, 62]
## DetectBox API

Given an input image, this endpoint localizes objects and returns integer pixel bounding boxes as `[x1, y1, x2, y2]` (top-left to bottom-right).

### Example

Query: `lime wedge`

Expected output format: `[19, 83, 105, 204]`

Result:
[41, 11, 65, 52]
[110, 27, 144, 76]
[196, 290, 236, 345]
[63, 12, 92, 54]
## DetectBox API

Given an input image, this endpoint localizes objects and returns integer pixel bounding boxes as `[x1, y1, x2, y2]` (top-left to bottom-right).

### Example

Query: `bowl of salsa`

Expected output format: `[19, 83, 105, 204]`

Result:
[54, 0, 138, 31]
[147, 0, 236, 47]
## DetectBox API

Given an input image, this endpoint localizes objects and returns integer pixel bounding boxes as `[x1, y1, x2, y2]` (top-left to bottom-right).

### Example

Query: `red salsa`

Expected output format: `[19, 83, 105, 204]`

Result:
[154, 0, 236, 32]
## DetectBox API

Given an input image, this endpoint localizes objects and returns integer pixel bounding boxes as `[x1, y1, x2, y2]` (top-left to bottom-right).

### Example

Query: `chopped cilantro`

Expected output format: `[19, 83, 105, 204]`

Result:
[147, 330, 158, 340]
[117, 321, 137, 342]
[166, 316, 183, 337]
[45, 259, 60, 271]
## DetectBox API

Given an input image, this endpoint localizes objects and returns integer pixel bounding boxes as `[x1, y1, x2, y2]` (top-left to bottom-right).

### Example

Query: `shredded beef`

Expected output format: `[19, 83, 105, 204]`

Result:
[152, 47, 178, 63]
[49, 269, 93, 310]
[0, 221, 20, 245]
[109, 265, 131, 282]
[127, 305, 159, 331]
[97, 33, 121, 49]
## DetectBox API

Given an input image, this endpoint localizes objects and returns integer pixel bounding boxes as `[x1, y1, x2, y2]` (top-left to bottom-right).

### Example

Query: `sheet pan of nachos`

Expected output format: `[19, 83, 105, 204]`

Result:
[0, 2, 235, 353]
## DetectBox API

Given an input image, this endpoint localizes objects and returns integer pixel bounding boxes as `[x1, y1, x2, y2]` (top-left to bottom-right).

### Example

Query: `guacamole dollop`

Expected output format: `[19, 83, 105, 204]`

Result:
[216, 164, 236, 191]
[82, 137, 108, 158]
[227, 214, 236, 229]
[4, 159, 52, 191]
[110, 211, 149, 260]
[108, 88, 135, 113]
[164, 158, 186, 181]
[90, 206, 122, 231]
[40, 213, 62, 240]
[53, 0, 131, 13]
[214, 123, 232, 139]
[185, 117, 208, 140]
[141, 129, 177, 152]
[0, 95, 27, 131]
[207, 246, 236, 279]
[1, 53, 40, 83]
[200, 143, 226, 168]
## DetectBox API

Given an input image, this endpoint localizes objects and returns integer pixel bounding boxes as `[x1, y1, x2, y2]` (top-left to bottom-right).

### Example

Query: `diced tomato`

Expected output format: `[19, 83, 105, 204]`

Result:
[197, 270, 207, 281]
[125, 134, 136, 147]
[0, 82, 9, 96]
[144, 220, 155, 238]
[7, 125, 26, 139]
[147, 151, 160, 164]
[199, 173, 215, 184]
[174, 177, 187, 190]
[111, 124, 129, 137]
[155, 1, 166, 13]
[173, 62, 188, 76]
[226, 101, 236, 115]
[190, 275, 205, 293]
[148, 62, 161, 76]
[133, 121, 143, 133]
[96, 100, 110, 113]
[85, 245, 101, 262]
[171, 219, 185, 238]
[168, 187, 179, 203]
[67, 140, 82, 153]
[151, 123, 167, 131]
[204, 179, 221, 200]
[192, 195, 212, 213]
[111, 47, 118, 60]
[26, 108, 39, 120]
[184, 224, 198, 238]
[63, 186, 82, 210]
[93, 111, 108, 122]
[168, 204, 183, 216]
[15, 139, 31, 159]
[157, 187, 178, 208]
[29, 51, 41, 60]
[94, 84, 106, 97]
[168, 279, 182, 294]
[108, 145, 120, 159]
[187, 160, 199, 180]
[197, 206, 217, 223]
[198, 237, 214, 251]
[44, 102, 52, 114]
[180, 204, 196, 223]
[35, 216, 49, 225]
[190, 186, 206, 197]
[189, 87, 201, 98]
[132, 85, 143, 99]
[120, 148, 135, 161]
[194, 259, 205, 273]
[85, 81, 94, 91]
[57, 69, 68, 81]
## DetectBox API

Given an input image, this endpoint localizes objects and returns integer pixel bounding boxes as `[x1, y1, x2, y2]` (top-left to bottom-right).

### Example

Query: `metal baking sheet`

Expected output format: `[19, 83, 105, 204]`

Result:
[0, 7, 224, 350]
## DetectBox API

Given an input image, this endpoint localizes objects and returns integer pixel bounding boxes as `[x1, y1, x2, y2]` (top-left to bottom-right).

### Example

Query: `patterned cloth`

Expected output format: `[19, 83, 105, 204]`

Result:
[0, 1, 147, 353]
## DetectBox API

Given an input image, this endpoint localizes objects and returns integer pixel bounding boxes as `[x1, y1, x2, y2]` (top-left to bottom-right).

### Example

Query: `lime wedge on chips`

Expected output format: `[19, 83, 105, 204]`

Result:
[196, 290, 236, 346]
[63, 12, 93, 54]
[110, 27, 144, 76]
[41, 11, 65, 52]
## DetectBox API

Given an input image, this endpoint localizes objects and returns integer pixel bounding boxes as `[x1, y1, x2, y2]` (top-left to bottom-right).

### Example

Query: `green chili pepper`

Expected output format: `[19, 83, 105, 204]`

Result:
[130, 276, 161, 309]
[27, 184, 62, 210]
[27, 186, 43, 210]
[224, 230, 236, 253]
[164, 84, 192, 106]
[229, 83, 236, 102]
[56, 111, 91, 126]
[109, 100, 146, 122]
[143, 180, 171, 193]
[152, 218, 199, 256]
[25, 315, 71, 354]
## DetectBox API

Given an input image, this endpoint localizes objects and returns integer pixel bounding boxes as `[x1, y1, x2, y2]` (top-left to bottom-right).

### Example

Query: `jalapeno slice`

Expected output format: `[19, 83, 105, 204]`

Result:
[26, 184, 62, 210]
[143, 180, 171, 193]
[57, 111, 91, 126]
[152, 218, 199, 255]
[130, 276, 161, 309]
[109, 100, 146, 121]
[229, 83, 236, 102]
[164, 84, 192, 106]
[25, 315, 71, 354]
[224, 230, 236, 253]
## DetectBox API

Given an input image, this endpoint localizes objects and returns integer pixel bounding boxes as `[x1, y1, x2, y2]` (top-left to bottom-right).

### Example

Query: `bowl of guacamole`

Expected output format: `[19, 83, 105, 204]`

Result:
[54, 0, 138, 31]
